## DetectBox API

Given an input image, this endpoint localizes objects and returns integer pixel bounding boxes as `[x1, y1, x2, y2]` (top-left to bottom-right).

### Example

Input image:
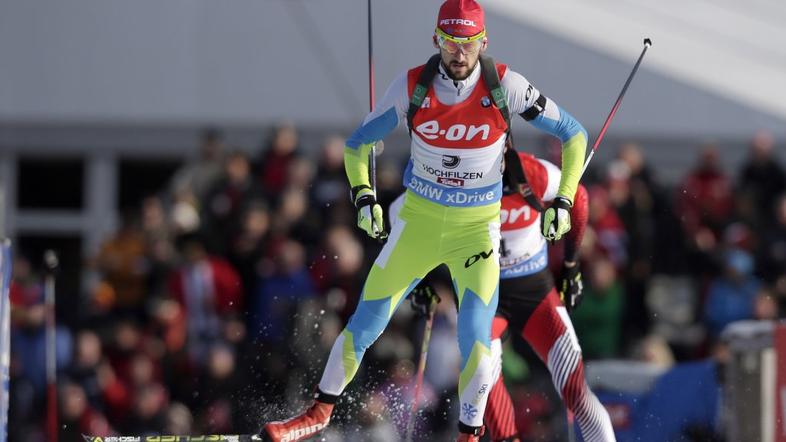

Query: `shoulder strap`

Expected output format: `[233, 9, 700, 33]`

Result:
[504, 149, 544, 212]
[479, 55, 544, 212]
[478, 54, 510, 131]
[407, 54, 442, 135]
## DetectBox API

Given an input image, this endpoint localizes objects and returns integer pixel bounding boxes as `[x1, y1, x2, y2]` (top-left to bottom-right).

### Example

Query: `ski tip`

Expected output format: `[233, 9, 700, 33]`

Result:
[643, 38, 652, 47]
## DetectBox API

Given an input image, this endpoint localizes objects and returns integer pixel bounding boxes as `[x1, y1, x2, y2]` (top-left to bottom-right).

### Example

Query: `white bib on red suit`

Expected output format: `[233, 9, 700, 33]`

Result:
[403, 63, 508, 207]
[499, 153, 560, 278]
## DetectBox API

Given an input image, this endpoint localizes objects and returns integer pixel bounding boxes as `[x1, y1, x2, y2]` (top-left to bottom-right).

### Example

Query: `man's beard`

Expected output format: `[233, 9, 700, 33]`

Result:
[443, 59, 476, 81]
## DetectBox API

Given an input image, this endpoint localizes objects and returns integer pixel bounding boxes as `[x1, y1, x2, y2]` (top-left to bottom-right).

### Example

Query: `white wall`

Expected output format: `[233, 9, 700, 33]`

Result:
[1, 0, 785, 138]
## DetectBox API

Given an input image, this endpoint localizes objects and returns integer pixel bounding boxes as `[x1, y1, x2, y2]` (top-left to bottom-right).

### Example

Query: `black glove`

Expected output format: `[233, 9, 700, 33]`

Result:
[558, 263, 584, 312]
[409, 282, 441, 318]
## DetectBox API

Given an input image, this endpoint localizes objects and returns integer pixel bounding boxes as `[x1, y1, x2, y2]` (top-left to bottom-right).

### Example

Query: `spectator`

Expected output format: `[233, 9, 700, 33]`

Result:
[229, 201, 272, 296]
[164, 402, 194, 435]
[311, 135, 357, 229]
[287, 156, 316, 193]
[753, 286, 779, 321]
[613, 143, 664, 270]
[610, 153, 657, 272]
[249, 239, 316, 343]
[703, 249, 762, 338]
[737, 130, 786, 228]
[170, 189, 202, 236]
[59, 382, 114, 441]
[68, 330, 105, 409]
[95, 211, 149, 315]
[676, 145, 734, 253]
[269, 187, 317, 245]
[757, 193, 786, 296]
[141, 196, 177, 296]
[9, 255, 73, 396]
[617, 142, 658, 192]
[170, 128, 226, 200]
[128, 353, 159, 390]
[257, 123, 301, 199]
[572, 257, 624, 360]
[104, 321, 144, 419]
[122, 383, 169, 434]
[310, 225, 365, 317]
[202, 150, 265, 255]
[374, 159, 407, 220]
[607, 151, 658, 341]
[167, 235, 243, 366]
[587, 185, 628, 269]
[194, 344, 243, 433]
[312, 135, 350, 211]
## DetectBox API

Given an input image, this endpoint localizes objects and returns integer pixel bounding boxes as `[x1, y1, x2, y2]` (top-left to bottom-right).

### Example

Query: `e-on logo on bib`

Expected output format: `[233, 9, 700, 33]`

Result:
[416, 121, 490, 142]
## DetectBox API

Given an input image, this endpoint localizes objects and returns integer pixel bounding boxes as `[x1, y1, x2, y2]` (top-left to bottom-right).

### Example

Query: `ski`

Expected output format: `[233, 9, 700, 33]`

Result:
[82, 435, 262, 442]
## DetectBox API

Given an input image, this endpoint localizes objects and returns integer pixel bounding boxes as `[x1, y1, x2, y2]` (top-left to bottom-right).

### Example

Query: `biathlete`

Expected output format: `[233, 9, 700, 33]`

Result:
[262, 1, 588, 440]
[404, 152, 615, 441]
[473, 152, 616, 441]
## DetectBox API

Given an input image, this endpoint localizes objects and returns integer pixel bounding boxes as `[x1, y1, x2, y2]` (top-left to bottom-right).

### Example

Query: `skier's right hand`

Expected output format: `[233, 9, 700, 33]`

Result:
[354, 188, 387, 240]
[409, 283, 440, 318]
[558, 261, 584, 312]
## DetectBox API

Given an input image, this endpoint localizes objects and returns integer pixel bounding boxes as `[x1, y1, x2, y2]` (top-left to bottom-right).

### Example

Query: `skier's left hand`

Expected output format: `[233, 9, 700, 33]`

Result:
[559, 261, 584, 312]
[409, 283, 440, 318]
[541, 196, 572, 242]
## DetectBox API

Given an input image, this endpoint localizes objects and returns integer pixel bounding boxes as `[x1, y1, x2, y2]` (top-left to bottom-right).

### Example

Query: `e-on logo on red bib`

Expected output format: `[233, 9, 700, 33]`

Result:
[415, 120, 490, 142]
[501, 194, 538, 229]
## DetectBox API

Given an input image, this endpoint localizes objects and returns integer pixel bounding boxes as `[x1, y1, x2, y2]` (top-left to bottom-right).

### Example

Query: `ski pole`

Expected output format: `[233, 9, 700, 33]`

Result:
[367, 0, 375, 113]
[405, 296, 437, 442]
[367, 0, 387, 240]
[368, 0, 377, 227]
[580, 38, 652, 178]
[44, 250, 59, 442]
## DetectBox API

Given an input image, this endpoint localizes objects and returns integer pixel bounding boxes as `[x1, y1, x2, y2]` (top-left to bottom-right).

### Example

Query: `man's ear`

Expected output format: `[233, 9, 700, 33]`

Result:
[432, 35, 440, 50]
[480, 37, 489, 52]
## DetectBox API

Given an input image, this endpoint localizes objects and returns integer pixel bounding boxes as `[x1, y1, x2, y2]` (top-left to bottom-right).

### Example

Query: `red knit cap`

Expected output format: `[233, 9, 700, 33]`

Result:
[436, 0, 485, 38]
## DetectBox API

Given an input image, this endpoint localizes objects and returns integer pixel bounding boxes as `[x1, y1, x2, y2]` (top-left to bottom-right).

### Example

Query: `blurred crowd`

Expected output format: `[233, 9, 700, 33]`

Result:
[7, 125, 786, 441]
